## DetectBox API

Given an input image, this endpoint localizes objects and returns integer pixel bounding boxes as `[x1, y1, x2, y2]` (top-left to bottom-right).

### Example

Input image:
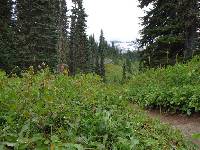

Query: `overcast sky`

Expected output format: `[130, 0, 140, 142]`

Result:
[83, 0, 144, 42]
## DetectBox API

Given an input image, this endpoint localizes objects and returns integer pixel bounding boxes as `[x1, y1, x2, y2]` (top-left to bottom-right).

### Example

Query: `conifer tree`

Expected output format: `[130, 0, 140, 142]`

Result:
[179, 0, 199, 58]
[126, 58, 132, 74]
[98, 30, 106, 79]
[0, 0, 12, 29]
[69, 0, 78, 75]
[69, 0, 88, 75]
[0, 0, 16, 72]
[122, 62, 126, 82]
[57, 0, 69, 65]
[88, 34, 98, 72]
[138, 0, 199, 67]
[16, 0, 59, 69]
[95, 43, 100, 75]
[0, 0, 69, 72]
[0, 0, 11, 69]
[75, 0, 89, 73]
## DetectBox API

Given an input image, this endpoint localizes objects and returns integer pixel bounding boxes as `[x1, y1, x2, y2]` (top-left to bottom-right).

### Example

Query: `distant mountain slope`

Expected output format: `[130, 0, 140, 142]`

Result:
[111, 41, 138, 53]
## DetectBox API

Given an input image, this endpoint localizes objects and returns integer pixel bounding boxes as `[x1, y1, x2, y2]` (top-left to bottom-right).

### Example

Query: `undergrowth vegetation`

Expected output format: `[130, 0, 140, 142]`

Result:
[0, 68, 197, 149]
[105, 63, 123, 84]
[126, 56, 200, 115]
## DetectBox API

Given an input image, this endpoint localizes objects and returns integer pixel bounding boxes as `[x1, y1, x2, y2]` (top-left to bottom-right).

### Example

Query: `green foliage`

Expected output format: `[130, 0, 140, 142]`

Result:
[16, 0, 60, 70]
[105, 41, 122, 64]
[97, 30, 106, 79]
[0, 0, 17, 73]
[1, 0, 69, 73]
[105, 64, 123, 84]
[0, 68, 196, 149]
[88, 34, 98, 73]
[192, 133, 200, 139]
[105, 61, 140, 84]
[69, 0, 88, 75]
[127, 56, 200, 114]
[138, 0, 200, 68]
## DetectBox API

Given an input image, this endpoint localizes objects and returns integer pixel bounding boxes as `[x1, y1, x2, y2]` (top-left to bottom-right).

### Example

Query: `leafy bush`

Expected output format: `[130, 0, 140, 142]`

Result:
[0, 68, 197, 149]
[126, 56, 200, 114]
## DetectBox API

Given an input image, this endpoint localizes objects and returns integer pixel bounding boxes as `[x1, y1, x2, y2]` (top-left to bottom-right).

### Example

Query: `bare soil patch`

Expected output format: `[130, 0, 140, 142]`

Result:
[148, 109, 200, 147]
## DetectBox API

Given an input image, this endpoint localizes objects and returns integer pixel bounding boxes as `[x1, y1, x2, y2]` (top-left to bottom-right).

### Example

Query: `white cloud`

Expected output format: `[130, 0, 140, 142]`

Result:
[83, 0, 144, 41]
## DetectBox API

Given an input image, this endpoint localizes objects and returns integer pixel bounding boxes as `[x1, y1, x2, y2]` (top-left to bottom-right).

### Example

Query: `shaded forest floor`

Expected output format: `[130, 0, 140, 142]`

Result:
[147, 109, 200, 146]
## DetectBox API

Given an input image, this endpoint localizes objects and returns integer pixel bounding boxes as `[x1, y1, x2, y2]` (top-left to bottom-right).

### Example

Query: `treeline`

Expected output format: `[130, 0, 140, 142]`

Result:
[138, 0, 200, 68]
[0, 0, 121, 78]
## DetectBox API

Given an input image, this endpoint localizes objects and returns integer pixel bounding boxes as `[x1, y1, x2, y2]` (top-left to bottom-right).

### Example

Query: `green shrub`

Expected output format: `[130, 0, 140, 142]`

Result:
[0, 68, 197, 149]
[127, 56, 200, 114]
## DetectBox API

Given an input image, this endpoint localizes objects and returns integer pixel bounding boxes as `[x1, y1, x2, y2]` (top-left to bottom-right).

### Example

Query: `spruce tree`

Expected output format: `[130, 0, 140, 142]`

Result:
[0, 0, 12, 28]
[138, 0, 199, 68]
[1, 0, 69, 72]
[98, 30, 106, 79]
[57, 0, 69, 65]
[69, 0, 88, 75]
[122, 62, 126, 82]
[16, 0, 59, 70]
[180, 0, 200, 58]
[69, 0, 78, 75]
[88, 34, 98, 72]
[0, 0, 16, 72]
[0, 0, 10, 70]
[75, 0, 89, 73]
[126, 58, 132, 74]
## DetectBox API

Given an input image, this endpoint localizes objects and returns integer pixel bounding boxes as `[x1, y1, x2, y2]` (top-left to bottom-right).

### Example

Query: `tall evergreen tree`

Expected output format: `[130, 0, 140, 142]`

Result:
[69, 0, 78, 75]
[16, 0, 59, 70]
[75, 0, 89, 73]
[122, 62, 126, 82]
[88, 34, 98, 72]
[57, 0, 69, 65]
[179, 0, 200, 58]
[98, 30, 106, 79]
[126, 58, 132, 74]
[0, 0, 16, 72]
[69, 0, 88, 75]
[0, 0, 11, 69]
[0, 0, 12, 29]
[138, 0, 199, 68]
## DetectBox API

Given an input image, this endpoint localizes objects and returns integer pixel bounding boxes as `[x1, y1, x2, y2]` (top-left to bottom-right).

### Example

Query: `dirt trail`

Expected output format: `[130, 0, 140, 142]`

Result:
[147, 109, 200, 147]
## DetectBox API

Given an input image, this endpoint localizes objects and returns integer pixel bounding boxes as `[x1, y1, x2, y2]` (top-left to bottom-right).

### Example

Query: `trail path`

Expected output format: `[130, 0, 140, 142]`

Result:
[147, 109, 200, 147]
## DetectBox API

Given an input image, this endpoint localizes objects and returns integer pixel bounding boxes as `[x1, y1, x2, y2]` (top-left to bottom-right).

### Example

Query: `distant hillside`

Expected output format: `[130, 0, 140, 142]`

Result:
[110, 41, 138, 53]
